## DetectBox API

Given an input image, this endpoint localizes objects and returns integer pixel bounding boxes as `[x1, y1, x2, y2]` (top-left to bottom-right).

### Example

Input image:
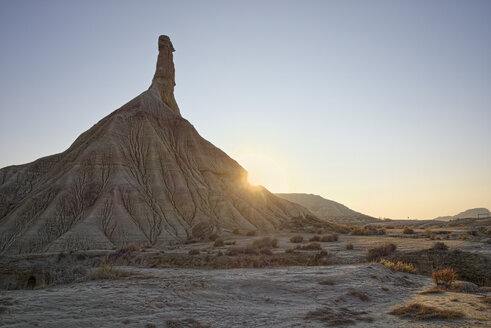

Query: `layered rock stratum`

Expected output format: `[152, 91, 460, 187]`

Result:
[0, 35, 317, 254]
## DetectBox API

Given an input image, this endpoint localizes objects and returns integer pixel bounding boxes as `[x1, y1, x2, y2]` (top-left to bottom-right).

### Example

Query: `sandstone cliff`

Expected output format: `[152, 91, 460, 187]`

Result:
[0, 35, 317, 254]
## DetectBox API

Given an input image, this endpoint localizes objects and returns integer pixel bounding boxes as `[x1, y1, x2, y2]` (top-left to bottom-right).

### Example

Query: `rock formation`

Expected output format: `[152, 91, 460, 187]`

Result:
[0, 35, 317, 254]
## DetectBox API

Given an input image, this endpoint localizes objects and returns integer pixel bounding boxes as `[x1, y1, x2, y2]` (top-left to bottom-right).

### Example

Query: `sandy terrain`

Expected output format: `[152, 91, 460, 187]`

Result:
[1, 262, 489, 328]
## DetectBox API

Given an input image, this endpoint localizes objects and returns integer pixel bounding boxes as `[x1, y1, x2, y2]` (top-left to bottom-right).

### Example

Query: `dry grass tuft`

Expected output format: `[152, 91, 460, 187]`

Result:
[431, 242, 448, 251]
[309, 235, 321, 242]
[213, 238, 225, 247]
[403, 226, 415, 234]
[188, 249, 200, 255]
[389, 303, 464, 320]
[88, 261, 129, 280]
[251, 237, 278, 249]
[318, 279, 336, 285]
[380, 259, 417, 274]
[481, 296, 491, 304]
[348, 288, 370, 301]
[366, 243, 397, 261]
[346, 243, 354, 250]
[290, 235, 304, 243]
[432, 268, 457, 287]
[321, 234, 339, 242]
[350, 225, 386, 236]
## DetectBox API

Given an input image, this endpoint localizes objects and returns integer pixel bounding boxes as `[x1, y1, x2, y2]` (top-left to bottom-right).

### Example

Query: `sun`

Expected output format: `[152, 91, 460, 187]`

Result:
[236, 151, 289, 192]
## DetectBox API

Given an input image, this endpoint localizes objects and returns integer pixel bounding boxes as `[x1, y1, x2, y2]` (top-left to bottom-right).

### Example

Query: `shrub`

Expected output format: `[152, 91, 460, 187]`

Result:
[295, 242, 322, 250]
[213, 238, 225, 247]
[366, 243, 397, 261]
[316, 228, 325, 234]
[350, 225, 386, 235]
[431, 242, 448, 251]
[88, 261, 128, 280]
[188, 249, 200, 255]
[246, 230, 257, 236]
[432, 268, 457, 287]
[290, 235, 304, 243]
[348, 288, 370, 301]
[380, 259, 417, 274]
[252, 237, 278, 249]
[389, 303, 464, 320]
[209, 233, 219, 241]
[321, 234, 338, 242]
[402, 226, 414, 234]
[346, 243, 354, 250]
[224, 240, 236, 245]
[232, 228, 240, 235]
[309, 235, 321, 242]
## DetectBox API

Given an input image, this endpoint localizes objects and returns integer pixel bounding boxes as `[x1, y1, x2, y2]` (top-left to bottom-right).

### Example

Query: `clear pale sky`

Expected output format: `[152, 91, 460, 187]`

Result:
[1, 0, 490, 220]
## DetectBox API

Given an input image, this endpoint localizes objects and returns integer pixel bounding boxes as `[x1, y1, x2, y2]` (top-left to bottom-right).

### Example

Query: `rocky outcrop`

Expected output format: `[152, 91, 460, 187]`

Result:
[0, 35, 317, 254]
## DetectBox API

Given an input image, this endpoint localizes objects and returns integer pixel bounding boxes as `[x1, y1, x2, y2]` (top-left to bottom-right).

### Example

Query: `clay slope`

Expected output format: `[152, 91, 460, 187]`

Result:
[276, 193, 378, 226]
[0, 35, 316, 254]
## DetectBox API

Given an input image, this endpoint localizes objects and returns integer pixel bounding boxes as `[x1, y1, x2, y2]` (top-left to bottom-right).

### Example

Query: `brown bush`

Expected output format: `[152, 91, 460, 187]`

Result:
[431, 242, 448, 251]
[432, 268, 457, 287]
[208, 233, 219, 241]
[346, 243, 354, 250]
[403, 226, 415, 234]
[309, 235, 321, 242]
[188, 249, 200, 255]
[290, 235, 304, 243]
[246, 230, 257, 236]
[366, 243, 397, 261]
[251, 237, 278, 249]
[213, 239, 225, 247]
[232, 228, 240, 235]
[321, 234, 338, 242]
[316, 228, 325, 234]
[350, 225, 386, 236]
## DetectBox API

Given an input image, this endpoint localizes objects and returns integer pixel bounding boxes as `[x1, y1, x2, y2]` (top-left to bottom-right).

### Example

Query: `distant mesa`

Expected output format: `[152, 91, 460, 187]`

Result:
[0, 35, 318, 254]
[433, 208, 490, 221]
[275, 193, 378, 226]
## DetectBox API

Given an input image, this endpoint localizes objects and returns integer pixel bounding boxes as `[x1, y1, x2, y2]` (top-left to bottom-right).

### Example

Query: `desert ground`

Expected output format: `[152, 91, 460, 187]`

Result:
[1, 225, 490, 328]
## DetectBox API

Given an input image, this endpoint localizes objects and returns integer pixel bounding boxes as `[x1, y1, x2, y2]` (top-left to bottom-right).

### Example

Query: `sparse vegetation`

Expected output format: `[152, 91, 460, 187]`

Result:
[213, 238, 224, 247]
[348, 288, 370, 301]
[432, 268, 457, 287]
[309, 235, 321, 242]
[431, 242, 448, 251]
[320, 234, 338, 242]
[318, 279, 335, 285]
[350, 225, 385, 236]
[366, 243, 397, 261]
[208, 233, 219, 241]
[346, 242, 354, 250]
[402, 226, 414, 234]
[188, 249, 200, 255]
[246, 230, 257, 236]
[380, 259, 417, 274]
[232, 228, 240, 235]
[290, 235, 304, 243]
[389, 303, 464, 320]
[251, 237, 278, 249]
[88, 261, 128, 280]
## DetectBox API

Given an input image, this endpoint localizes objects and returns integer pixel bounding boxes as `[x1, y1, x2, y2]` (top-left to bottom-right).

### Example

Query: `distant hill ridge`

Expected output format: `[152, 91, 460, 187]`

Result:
[434, 208, 490, 221]
[275, 193, 378, 226]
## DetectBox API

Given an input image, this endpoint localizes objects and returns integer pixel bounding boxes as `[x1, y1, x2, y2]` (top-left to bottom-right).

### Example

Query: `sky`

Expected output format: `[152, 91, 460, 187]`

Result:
[0, 0, 490, 220]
